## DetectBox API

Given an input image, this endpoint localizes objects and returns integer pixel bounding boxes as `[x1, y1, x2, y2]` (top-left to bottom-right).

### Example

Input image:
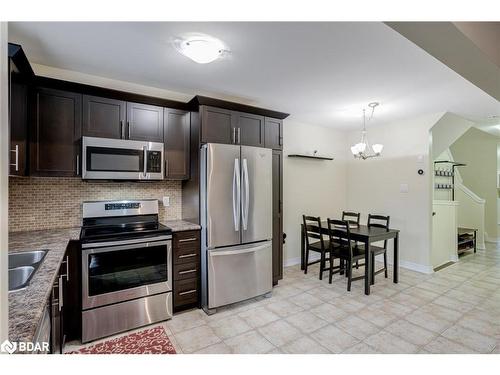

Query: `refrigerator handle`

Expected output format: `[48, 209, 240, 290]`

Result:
[242, 158, 249, 230]
[232, 158, 241, 231]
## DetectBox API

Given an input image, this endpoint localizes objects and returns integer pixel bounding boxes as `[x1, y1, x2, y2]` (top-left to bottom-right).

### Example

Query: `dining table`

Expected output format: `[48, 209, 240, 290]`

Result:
[300, 222, 400, 295]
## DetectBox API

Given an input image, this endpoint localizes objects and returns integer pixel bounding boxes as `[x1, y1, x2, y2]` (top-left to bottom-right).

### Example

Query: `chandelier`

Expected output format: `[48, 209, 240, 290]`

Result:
[350, 102, 384, 160]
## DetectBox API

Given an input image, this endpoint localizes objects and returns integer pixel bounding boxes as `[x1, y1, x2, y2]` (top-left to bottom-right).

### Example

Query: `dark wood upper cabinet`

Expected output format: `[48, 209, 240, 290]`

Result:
[272, 150, 283, 285]
[200, 105, 236, 144]
[30, 87, 82, 177]
[237, 112, 265, 147]
[127, 102, 164, 142]
[9, 66, 28, 176]
[164, 109, 190, 180]
[8, 43, 33, 177]
[82, 95, 126, 139]
[265, 117, 283, 150]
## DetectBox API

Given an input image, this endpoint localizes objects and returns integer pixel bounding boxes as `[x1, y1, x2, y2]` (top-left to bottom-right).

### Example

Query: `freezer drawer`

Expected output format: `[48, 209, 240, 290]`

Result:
[207, 241, 272, 309]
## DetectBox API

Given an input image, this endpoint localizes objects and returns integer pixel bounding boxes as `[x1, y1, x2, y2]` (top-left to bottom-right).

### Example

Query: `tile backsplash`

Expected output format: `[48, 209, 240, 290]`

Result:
[9, 177, 182, 232]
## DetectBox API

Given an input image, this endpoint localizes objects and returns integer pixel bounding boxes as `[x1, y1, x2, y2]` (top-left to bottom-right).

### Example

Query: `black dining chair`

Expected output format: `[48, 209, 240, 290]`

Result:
[302, 215, 332, 280]
[342, 211, 361, 269]
[327, 219, 366, 291]
[342, 211, 360, 227]
[367, 214, 390, 281]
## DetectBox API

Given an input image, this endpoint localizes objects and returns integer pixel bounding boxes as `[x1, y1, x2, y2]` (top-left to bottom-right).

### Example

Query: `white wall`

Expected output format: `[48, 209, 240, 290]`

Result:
[450, 127, 499, 240]
[283, 121, 347, 266]
[32, 63, 191, 102]
[431, 112, 472, 158]
[0, 22, 9, 343]
[346, 113, 443, 273]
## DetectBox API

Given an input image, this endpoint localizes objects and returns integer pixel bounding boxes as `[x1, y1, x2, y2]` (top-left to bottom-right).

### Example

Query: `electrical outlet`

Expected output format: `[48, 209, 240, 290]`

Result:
[162, 196, 170, 207]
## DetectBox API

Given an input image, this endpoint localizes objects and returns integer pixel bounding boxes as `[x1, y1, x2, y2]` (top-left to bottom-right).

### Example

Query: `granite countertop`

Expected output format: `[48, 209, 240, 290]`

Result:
[163, 220, 201, 232]
[8, 227, 80, 344]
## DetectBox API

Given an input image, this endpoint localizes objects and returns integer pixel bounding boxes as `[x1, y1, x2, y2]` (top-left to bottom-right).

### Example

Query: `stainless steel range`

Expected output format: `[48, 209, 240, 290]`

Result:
[79, 199, 172, 343]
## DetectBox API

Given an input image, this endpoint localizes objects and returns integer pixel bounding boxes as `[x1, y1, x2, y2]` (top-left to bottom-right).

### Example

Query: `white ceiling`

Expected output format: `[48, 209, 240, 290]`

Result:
[8, 22, 500, 130]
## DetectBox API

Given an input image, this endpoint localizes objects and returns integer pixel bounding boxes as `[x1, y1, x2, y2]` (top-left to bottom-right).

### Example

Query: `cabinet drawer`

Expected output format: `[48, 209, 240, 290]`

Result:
[173, 230, 200, 248]
[173, 262, 199, 281]
[173, 278, 198, 306]
[173, 247, 199, 264]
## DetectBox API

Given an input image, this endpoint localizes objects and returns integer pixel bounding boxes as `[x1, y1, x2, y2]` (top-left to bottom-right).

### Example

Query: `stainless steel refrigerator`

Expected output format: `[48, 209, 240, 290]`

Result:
[201, 143, 273, 312]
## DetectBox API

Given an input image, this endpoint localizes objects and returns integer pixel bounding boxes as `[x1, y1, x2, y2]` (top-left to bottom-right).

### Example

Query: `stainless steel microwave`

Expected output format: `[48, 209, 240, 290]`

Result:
[82, 136, 164, 180]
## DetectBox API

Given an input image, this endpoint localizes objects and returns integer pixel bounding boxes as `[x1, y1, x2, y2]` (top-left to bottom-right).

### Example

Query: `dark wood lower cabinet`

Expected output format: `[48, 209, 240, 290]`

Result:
[172, 230, 201, 313]
[49, 241, 79, 353]
[272, 150, 283, 285]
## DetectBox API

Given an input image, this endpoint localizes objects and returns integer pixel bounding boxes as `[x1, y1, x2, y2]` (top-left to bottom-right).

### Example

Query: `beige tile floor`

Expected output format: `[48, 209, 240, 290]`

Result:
[66, 242, 500, 354]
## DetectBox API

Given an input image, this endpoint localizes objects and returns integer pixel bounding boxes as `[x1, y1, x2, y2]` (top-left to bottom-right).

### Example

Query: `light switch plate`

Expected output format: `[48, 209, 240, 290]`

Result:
[162, 196, 170, 207]
[400, 184, 409, 193]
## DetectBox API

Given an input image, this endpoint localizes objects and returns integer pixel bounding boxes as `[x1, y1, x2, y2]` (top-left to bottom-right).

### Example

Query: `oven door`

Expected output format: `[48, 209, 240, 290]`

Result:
[82, 239, 172, 309]
[82, 136, 164, 180]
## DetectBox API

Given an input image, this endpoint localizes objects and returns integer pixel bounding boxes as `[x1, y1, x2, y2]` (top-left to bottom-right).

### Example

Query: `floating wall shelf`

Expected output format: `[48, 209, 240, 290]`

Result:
[287, 154, 334, 161]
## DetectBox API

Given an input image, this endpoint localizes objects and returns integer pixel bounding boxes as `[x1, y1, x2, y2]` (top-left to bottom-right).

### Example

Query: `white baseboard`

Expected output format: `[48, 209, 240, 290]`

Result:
[284, 255, 433, 274]
[284, 254, 320, 268]
[484, 232, 499, 243]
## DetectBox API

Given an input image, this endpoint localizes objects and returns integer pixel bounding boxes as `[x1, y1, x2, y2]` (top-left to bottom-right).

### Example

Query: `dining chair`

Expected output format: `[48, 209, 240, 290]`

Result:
[342, 211, 360, 227]
[342, 211, 361, 269]
[327, 218, 366, 291]
[302, 215, 331, 280]
[367, 214, 390, 281]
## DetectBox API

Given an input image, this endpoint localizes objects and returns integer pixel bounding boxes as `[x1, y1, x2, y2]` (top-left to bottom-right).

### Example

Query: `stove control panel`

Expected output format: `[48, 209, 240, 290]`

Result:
[105, 202, 141, 211]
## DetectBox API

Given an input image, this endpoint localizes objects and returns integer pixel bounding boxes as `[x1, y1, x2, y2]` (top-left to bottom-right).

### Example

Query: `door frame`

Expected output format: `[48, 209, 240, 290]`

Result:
[0, 22, 9, 343]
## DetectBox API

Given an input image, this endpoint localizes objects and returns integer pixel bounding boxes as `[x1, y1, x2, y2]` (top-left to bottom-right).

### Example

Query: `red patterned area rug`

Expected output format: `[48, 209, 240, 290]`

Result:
[67, 326, 176, 354]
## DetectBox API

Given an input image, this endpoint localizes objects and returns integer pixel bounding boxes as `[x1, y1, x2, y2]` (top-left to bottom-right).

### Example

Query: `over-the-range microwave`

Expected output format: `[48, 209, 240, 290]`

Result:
[82, 136, 164, 180]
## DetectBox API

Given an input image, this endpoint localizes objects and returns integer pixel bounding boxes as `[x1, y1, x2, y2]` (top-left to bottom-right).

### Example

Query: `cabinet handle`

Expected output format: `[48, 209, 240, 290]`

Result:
[179, 289, 197, 296]
[120, 120, 124, 139]
[178, 253, 197, 259]
[10, 144, 19, 172]
[127, 121, 131, 139]
[65, 255, 69, 282]
[179, 238, 197, 243]
[58, 275, 63, 311]
[76, 155, 79, 176]
[237, 128, 241, 144]
[179, 269, 197, 275]
[233, 127, 236, 144]
[279, 136, 283, 146]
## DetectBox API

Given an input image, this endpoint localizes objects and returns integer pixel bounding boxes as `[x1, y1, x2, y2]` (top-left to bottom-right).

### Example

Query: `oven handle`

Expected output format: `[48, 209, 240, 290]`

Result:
[81, 235, 172, 249]
[143, 146, 148, 177]
[82, 239, 170, 255]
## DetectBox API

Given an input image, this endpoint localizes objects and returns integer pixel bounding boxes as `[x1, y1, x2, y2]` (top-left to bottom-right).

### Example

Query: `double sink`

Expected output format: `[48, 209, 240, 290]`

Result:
[9, 250, 48, 292]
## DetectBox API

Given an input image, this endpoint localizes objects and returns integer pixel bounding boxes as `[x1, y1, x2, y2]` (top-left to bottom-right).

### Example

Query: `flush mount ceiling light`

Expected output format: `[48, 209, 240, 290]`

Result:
[174, 34, 229, 64]
[350, 102, 384, 160]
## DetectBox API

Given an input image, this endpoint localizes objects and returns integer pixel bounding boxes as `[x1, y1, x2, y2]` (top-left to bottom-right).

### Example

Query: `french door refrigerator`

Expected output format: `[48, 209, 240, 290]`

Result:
[201, 143, 273, 312]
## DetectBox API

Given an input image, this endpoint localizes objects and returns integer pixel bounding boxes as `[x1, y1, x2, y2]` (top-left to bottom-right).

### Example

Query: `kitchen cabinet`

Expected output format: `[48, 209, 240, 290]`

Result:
[9, 65, 28, 176]
[49, 242, 78, 353]
[265, 117, 283, 150]
[237, 112, 265, 147]
[200, 105, 236, 144]
[272, 150, 283, 284]
[30, 87, 82, 177]
[82, 95, 126, 139]
[164, 109, 190, 180]
[172, 230, 201, 312]
[82, 96, 163, 142]
[127, 102, 164, 142]
[8, 43, 33, 176]
[200, 105, 275, 148]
